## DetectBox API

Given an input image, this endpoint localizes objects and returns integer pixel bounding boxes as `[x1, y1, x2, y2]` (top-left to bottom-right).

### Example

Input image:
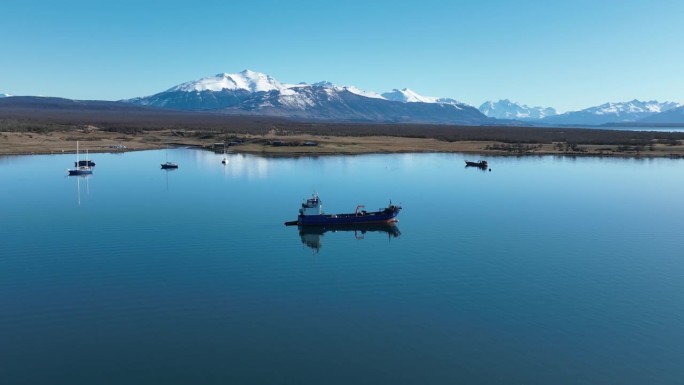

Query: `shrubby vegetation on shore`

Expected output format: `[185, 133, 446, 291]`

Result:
[1, 110, 683, 147]
[1, 100, 683, 158]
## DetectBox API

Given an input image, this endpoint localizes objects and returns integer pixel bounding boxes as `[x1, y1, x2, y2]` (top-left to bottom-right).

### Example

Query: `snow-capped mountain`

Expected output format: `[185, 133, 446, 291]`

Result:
[0, 93, 11, 98]
[312, 81, 385, 100]
[169, 70, 287, 93]
[126, 70, 487, 124]
[381, 88, 465, 106]
[479, 99, 557, 120]
[541, 100, 681, 125]
[639, 105, 684, 124]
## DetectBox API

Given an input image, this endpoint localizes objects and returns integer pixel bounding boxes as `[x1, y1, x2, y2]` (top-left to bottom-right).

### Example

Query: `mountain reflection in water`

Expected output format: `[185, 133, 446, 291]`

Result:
[298, 223, 401, 252]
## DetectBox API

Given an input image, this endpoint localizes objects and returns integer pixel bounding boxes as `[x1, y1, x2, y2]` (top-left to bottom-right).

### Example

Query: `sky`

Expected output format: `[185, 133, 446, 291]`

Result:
[1, 0, 682, 112]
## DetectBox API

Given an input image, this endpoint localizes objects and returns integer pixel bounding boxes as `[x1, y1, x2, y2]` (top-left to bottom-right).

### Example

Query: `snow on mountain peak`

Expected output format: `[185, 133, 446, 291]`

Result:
[340, 85, 385, 99]
[312, 81, 334, 88]
[161, 70, 472, 107]
[310, 81, 385, 99]
[586, 100, 681, 116]
[382, 88, 436, 103]
[538, 99, 684, 125]
[170, 70, 287, 93]
[479, 99, 557, 120]
[0, 93, 11, 98]
[378, 88, 465, 107]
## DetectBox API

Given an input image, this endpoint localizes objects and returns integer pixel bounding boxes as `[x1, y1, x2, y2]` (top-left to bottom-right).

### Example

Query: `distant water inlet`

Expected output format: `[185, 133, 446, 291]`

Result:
[1, 149, 683, 384]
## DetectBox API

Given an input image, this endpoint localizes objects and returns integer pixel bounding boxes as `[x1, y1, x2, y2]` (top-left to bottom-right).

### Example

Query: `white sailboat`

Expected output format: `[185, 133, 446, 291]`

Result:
[161, 146, 178, 169]
[222, 143, 228, 165]
[67, 141, 93, 175]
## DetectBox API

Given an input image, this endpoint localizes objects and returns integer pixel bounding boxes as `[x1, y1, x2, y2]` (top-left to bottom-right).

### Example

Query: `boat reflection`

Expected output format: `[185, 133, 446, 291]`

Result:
[67, 174, 91, 206]
[162, 167, 177, 191]
[297, 223, 401, 252]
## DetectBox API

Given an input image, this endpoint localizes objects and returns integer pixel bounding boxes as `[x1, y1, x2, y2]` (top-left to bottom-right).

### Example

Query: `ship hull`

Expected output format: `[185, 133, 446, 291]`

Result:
[465, 160, 487, 168]
[297, 209, 400, 226]
[68, 169, 93, 175]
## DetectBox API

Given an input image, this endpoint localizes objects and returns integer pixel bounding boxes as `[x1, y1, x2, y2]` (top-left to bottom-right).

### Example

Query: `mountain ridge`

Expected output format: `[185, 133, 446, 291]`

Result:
[5, 70, 684, 125]
[638, 104, 684, 124]
[125, 70, 487, 125]
[540, 99, 681, 125]
[479, 99, 557, 120]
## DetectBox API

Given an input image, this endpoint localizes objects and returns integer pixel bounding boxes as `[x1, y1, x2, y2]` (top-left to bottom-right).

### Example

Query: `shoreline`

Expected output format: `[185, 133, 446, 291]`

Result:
[2, 129, 683, 158]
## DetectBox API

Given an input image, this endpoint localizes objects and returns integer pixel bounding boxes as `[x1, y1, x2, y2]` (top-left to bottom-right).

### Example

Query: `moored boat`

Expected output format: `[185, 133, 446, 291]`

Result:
[75, 160, 95, 167]
[68, 167, 93, 176]
[67, 141, 93, 176]
[285, 193, 401, 226]
[161, 146, 178, 169]
[465, 160, 488, 168]
[161, 162, 179, 169]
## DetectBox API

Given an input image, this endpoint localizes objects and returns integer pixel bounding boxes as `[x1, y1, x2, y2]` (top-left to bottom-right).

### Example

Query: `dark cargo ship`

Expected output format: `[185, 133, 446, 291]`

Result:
[286, 193, 401, 226]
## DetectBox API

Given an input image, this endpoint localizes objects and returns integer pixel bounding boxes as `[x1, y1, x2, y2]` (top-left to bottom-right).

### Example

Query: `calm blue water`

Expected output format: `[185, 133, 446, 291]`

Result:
[1, 148, 683, 384]
[591, 126, 684, 132]
[538, 124, 684, 132]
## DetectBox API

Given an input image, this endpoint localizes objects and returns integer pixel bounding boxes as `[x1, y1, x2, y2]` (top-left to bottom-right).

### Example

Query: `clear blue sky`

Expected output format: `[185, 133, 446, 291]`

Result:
[1, 0, 682, 112]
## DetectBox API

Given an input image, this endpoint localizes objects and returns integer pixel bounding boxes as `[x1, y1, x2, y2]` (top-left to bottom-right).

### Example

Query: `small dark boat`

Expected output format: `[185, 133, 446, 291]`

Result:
[161, 162, 179, 169]
[75, 160, 95, 167]
[465, 160, 488, 168]
[161, 146, 178, 169]
[285, 193, 401, 226]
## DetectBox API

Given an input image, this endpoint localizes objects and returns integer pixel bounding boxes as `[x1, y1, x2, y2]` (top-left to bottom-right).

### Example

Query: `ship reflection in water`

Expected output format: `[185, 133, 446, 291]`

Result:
[67, 173, 91, 206]
[297, 223, 401, 252]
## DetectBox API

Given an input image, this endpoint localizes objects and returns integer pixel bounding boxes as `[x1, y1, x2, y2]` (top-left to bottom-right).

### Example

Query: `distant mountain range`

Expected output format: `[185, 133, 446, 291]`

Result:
[381, 88, 464, 106]
[539, 100, 681, 125]
[478, 99, 682, 125]
[478, 99, 557, 120]
[639, 105, 684, 124]
[124, 70, 487, 125]
[3, 70, 684, 125]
